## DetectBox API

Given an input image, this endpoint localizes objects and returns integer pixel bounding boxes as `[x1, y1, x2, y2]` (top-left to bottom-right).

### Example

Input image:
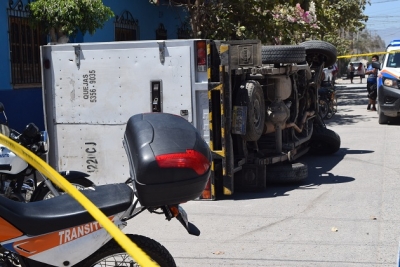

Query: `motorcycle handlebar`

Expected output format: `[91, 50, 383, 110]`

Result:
[10, 123, 45, 154]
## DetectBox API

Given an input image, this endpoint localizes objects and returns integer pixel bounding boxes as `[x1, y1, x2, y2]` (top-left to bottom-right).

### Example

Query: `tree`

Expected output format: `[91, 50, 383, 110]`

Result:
[166, 0, 369, 51]
[29, 0, 114, 43]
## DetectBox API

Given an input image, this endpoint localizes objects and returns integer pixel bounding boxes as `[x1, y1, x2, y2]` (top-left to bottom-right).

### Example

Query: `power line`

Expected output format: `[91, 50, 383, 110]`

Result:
[372, 0, 399, 3]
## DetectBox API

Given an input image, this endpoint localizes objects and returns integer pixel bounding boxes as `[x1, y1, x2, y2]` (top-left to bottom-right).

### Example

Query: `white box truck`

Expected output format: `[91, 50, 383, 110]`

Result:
[41, 39, 341, 200]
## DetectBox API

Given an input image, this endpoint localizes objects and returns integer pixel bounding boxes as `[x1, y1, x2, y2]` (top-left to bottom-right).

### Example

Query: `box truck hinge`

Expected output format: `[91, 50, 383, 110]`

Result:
[73, 45, 81, 69]
[158, 41, 165, 64]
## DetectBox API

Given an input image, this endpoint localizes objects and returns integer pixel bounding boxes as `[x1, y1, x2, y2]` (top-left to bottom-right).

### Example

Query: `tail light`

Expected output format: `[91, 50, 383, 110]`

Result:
[156, 149, 210, 175]
[196, 41, 207, 72]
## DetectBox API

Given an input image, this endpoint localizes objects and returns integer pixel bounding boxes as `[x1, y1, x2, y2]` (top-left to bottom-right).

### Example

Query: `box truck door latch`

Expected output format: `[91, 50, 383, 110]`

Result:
[157, 41, 165, 64]
[151, 81, 162, 112]
[73, 45, 81, 69]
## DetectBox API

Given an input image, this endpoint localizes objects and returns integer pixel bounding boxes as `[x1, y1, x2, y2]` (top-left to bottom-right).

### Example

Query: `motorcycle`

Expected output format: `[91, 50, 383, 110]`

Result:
[0, 112, 211, 266]
[318, 80, 337, 120]
[0, 102, 94, 202]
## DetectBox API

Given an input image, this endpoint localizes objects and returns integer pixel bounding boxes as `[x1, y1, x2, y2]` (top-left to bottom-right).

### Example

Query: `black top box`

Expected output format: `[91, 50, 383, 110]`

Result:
[123, 113, 211, 207]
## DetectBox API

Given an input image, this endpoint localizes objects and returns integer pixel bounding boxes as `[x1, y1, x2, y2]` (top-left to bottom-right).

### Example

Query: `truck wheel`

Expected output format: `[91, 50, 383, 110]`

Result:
[378, 111, 389, 124]
[309, 127, 340, 155]
[243, 81, 265, 141]
[261, 45, 306, 64]
[266, 162, 308, 184]
[299, 40, 337, 67]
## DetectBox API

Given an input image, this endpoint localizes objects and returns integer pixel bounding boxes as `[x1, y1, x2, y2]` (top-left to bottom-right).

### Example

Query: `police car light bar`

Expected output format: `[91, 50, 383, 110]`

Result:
[389, 40, 400, 47]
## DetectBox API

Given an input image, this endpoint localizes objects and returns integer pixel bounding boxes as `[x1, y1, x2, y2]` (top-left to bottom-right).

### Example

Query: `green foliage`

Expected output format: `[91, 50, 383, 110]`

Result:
[170, 0, 371, 54]
[29, 0, 114, 42]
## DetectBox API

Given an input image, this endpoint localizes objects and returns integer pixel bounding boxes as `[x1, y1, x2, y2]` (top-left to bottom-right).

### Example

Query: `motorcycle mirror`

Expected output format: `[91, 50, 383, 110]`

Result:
[23, 123, 39, 138]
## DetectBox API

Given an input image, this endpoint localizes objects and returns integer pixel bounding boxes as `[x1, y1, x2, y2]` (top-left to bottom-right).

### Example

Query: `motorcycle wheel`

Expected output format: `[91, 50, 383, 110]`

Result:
[318, 99, 329, 119]
[79, 234, 176, 267]
[34, 176, 94, 200]
[332, 97, 338, 114]
[325, 101, 334, 119]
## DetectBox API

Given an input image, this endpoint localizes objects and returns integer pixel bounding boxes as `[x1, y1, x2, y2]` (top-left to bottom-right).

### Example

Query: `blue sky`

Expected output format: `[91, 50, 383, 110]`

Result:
[364, 0, 400, 46]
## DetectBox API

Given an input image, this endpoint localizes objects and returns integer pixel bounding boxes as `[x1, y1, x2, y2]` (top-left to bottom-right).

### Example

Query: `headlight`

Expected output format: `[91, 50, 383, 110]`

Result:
[383, 78, 399, 88]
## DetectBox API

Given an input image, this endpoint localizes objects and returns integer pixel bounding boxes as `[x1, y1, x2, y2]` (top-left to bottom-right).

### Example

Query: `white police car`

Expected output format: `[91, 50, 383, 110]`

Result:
[376, 40, 400, 124]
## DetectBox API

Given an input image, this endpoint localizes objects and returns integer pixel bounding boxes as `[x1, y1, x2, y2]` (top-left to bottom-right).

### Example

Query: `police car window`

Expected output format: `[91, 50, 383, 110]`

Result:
[387, 53, 400, 67]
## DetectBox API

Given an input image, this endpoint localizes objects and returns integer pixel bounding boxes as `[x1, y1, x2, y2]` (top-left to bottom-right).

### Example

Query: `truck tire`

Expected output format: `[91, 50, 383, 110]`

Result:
[266, 162, 308, 184]
[243, 81, 265, 141]
[309, 127, 340, 155]
[299, 40, 337, 67]
[261, 45, 306, 64]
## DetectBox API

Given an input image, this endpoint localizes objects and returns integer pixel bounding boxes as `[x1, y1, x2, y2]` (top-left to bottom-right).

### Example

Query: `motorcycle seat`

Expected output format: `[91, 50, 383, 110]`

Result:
[0, 183, 133, 236]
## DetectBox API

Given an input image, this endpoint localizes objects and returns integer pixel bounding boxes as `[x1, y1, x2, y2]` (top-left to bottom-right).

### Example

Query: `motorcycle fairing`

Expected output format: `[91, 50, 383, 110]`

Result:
[0, 146, 28, 174]
[1, 215, 122, 266]
[0, 217, 22, 242]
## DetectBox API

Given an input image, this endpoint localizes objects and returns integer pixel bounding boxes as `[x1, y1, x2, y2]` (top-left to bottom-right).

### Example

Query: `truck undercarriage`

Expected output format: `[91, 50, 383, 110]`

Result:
[204, 40, 341, 197]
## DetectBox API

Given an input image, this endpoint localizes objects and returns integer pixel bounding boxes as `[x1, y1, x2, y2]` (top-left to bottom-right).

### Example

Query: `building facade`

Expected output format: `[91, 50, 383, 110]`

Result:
[0, 0, 188, 131]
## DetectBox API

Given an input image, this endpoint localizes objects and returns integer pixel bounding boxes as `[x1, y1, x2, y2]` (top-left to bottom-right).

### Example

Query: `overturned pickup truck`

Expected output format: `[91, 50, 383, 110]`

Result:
[40, 39, 340, 200]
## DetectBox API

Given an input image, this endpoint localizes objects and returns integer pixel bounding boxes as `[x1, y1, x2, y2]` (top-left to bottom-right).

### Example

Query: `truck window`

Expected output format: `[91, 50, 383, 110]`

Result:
[387, 53, 400, 68]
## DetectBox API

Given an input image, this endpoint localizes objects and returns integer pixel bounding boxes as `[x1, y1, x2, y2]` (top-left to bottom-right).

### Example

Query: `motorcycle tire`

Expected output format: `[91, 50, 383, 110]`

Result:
[325, 101, 334, 119]
[78, 234, 176, 267]
[318, 99, 329, 119]
[32, 176, 94, 201]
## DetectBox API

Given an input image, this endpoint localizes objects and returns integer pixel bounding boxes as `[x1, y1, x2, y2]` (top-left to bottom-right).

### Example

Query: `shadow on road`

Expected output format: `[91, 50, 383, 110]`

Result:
[324, 112, 372, 126]
[231, 147, 372, 201]
[227, 83, 398, 201]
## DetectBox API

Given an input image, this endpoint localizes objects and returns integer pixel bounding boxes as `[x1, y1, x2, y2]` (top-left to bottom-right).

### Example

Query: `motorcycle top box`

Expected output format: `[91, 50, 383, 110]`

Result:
[123, 113, 212, 207]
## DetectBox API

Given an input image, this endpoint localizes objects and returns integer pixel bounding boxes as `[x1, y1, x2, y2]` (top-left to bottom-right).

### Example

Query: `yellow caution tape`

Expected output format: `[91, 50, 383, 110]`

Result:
[0, 133, 159, 267]
[337, 49, 400, 59]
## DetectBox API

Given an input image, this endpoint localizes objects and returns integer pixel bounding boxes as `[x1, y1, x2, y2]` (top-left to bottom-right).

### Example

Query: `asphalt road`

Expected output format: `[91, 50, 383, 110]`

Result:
[125, 78, 400, 267]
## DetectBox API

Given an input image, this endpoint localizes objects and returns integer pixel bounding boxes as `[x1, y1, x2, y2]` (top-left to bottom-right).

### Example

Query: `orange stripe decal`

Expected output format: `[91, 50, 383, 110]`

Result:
[0, 218, 23, 242]
[13, 216, 114, 258]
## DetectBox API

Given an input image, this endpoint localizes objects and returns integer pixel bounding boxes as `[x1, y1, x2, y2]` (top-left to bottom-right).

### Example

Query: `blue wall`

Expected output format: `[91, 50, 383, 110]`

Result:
[0, 0, 187, 132]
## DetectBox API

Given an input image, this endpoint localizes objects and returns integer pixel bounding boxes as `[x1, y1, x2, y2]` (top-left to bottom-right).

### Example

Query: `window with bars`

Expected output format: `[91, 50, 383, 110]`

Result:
[156, 23, 167, 40]
[7, 0, 47, 87]
[115, 10, 139, 41]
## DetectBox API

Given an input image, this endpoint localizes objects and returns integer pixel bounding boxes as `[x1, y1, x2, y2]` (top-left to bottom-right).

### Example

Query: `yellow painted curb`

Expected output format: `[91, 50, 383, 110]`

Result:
[0, 133, 158, 267]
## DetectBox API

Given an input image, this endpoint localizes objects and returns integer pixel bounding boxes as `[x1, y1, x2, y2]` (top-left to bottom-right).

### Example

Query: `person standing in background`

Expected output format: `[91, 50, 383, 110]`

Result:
[331, 62, 338, 85]
[358, 63, 363, 83]
[365, 55, 379, 111]
[349, 63, 355, 84]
